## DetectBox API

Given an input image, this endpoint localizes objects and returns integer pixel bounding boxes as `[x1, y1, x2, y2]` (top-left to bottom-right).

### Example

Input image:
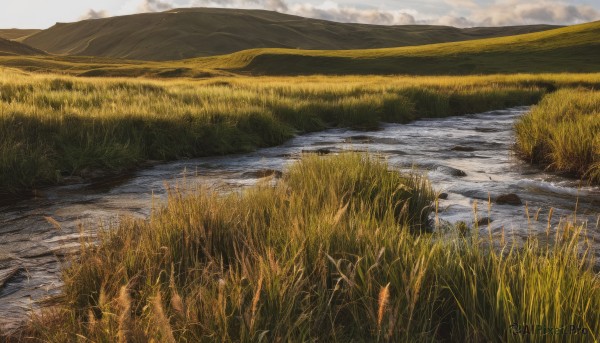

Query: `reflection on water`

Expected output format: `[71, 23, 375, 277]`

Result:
[0, 107, 598, 330]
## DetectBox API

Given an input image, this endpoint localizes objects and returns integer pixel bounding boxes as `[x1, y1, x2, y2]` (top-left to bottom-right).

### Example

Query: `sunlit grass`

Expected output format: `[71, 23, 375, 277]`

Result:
[0, 70, 551, 194]
[17, 153, 600, 342]
[515, 89, 600, 184]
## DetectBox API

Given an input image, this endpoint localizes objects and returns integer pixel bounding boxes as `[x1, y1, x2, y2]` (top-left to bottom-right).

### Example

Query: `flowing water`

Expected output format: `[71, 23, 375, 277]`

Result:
[1, 107, 599, 330]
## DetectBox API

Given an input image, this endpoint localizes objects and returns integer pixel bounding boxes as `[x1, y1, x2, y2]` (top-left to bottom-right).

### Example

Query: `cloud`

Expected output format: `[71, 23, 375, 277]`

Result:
[128, 0, 600, 27]
[139, 0, 173, 12]
[443, 0, 479, 10]
[289, 2, 417, 25]
[184, 0, 416, 25]
[265, 0, 288, 12]
[470, 0, 600, 26]
[434, 15, 475, 27]
[186, 0, 285, 11]
[79, 9, 109, 20]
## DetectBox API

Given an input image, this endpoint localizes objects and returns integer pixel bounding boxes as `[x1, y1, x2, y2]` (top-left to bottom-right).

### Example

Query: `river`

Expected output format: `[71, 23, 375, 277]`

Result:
[1, 106, 598, 330]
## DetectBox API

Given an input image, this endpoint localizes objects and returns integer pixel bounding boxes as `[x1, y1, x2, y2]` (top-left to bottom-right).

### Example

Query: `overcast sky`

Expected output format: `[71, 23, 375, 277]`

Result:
[2, 0, 599, 29]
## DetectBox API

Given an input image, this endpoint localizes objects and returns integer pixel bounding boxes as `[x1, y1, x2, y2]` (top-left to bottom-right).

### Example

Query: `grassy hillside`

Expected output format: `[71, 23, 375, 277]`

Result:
[0, 38, 45, 56]
[22, 7, 558, 61]
[190, 20, 600, 75]
[2, 21, 596, 77]
[0, 29, 40, 40]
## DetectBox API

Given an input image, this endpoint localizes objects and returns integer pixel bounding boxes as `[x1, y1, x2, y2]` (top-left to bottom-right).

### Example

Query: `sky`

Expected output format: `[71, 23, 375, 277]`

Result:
[1, 0, 599, 29]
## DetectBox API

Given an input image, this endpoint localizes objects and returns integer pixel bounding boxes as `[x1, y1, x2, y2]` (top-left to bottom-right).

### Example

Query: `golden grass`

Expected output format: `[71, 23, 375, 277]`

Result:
[15, 153, 599, 342]
[2, 69, 564, 194]
[515, 88, 600, 184]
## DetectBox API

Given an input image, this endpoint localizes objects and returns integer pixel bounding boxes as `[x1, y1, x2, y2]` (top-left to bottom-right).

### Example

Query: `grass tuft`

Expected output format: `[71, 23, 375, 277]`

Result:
[16, 153, 600, 342]
[515, 88, 600, 184]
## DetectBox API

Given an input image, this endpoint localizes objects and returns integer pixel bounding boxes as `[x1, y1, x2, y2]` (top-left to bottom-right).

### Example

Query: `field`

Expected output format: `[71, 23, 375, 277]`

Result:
[14, 153, 599, 342]
[4, 69, 600, 195]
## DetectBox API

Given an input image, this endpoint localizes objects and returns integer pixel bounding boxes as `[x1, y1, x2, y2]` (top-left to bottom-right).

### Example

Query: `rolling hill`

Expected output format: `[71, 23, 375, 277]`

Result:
[1, 20, 597, 77]
[0, 38, 45, 56]
[189, 20, 600, 75]
[0, 29, 41, 41]
[21, 7, 559, 61]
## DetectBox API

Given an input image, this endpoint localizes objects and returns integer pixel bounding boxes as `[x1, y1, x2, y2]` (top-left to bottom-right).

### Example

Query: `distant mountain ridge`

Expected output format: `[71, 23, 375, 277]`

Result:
[21, 7, 560, 61]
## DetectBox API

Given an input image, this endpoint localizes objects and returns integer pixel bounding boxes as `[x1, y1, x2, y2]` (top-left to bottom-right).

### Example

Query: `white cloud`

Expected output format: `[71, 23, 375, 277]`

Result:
[443, 0, 479, 10]
[470, 0, 599, 26]
[265, 0, 288, 11]
[434, 15, 475, 27]
[89, 0, 600, 27]
[289, 1, 417, 25]
[185, 0, 285, 11]
[139, 0, 173, 12]
[79, 9, 109, 20]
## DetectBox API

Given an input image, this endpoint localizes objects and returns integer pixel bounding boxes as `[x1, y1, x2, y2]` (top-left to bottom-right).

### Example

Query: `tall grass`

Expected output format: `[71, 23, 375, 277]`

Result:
[18, 153, 600, 342]
[515, 89, 600, 184]
[0, 70, 546, 194]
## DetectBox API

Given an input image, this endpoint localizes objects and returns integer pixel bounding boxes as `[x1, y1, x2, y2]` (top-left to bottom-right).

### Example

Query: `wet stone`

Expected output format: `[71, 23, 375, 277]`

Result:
[474, 217, 493, 226]
[496, 193, 522, 206]
[437, 166, 467, 177]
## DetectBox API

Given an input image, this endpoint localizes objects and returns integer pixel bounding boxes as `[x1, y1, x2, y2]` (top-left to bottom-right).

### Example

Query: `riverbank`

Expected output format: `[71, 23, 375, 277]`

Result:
[515, 89, 600, 185]
[7, 70, 600, 195]
[2, 106, 599, 334]
[11, 152, 599, 342]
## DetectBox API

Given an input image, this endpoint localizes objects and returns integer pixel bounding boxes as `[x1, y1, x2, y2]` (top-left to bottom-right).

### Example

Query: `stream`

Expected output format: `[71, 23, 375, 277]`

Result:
[1, 106, 599, 330]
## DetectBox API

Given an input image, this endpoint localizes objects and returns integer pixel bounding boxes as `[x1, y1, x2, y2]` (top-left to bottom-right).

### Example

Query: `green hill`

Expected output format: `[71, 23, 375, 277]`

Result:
[22, 7, 558, 61]
[191, 20, 600, 75]
[0, 37, 45, 56]
[0, 29, 41, 41]
[1, 20, 597, 77]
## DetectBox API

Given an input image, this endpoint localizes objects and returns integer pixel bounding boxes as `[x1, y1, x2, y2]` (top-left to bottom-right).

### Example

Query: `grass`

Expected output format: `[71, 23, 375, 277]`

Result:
[1, 70, 556, 194]
[14, 153, 600, 342]
[515, 89, 600, 184]
[187, 20, 600, 76]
